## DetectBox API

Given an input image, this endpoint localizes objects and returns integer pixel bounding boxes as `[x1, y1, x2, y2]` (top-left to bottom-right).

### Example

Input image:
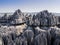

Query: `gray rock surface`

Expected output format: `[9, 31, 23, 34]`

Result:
[0, 9, 60, 45]
[22, 30, 34, 45]
[34, 33, 47, 45]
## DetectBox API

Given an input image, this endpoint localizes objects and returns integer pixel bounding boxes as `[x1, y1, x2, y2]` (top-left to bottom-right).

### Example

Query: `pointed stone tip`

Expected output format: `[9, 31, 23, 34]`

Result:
[16, 9, 22, 13]
[40, 10, 48, 13]
[13, 9, 22, 15]
[43, 10, 48, 12]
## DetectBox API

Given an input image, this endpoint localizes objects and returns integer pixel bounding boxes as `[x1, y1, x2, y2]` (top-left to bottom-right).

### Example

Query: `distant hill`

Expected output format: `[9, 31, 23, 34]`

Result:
[53, 13, 60, 16]
[0, 12, 60, 16]
[0, 13, 13, 17]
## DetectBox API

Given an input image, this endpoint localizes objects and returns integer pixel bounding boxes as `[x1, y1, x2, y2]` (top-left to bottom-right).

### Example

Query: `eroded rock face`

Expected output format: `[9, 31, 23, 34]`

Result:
[0, 37, 2, 45]
[53, 39, 60, 45]
[34, 27, 47, 45]
[15, 37, 27, 45]
[34, 34, 47, 45]
[48, 27, 60, 45]
[0, 9, 60, 45]
[12, 9, 23, 19]
[9, 9, 25, 24]
[22, 30, 34, 45]
[25, 10, 57, 27]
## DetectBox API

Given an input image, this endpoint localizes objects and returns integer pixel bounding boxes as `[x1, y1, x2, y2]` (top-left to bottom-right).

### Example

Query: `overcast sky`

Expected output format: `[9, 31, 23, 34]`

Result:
[0, 0, 60, 13]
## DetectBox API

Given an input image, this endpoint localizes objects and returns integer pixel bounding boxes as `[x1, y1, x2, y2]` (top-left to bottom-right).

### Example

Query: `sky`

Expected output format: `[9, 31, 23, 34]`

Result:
[0, 0, 60, 13]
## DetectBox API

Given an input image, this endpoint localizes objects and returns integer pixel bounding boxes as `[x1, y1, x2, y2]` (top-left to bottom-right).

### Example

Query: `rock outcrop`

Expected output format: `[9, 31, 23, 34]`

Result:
[0, 9, 60, 45]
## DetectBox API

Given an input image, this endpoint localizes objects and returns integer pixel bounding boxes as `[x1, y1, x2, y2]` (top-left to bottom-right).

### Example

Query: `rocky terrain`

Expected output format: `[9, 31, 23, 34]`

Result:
[0, 9, 60, 45]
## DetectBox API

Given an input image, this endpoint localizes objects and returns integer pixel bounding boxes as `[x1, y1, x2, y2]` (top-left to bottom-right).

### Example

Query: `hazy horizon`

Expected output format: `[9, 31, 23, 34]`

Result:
[0, 0, 60, 13]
